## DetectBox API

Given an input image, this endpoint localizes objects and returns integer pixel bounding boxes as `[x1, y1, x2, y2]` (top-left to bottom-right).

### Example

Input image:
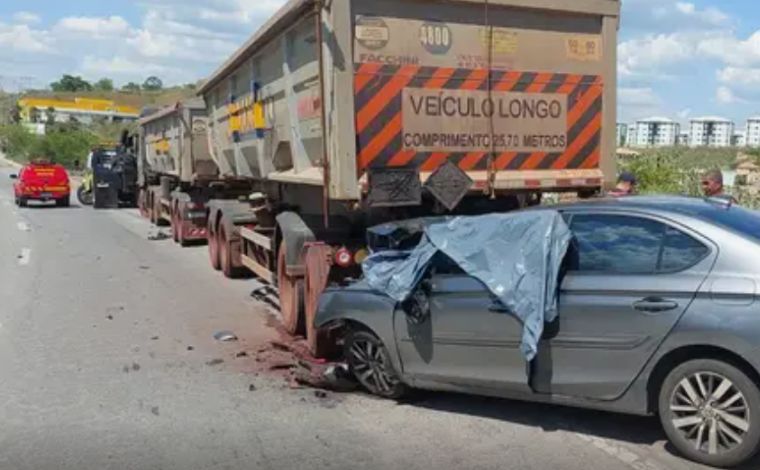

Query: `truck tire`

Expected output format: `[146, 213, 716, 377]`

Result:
[208, 216, 221, 271]
[138, 189, 149, 218]
[219, 224, 246, 278]
[277, 240, 305, 335]
[304, 243, 335, 358]
[171, 208, 180, 243]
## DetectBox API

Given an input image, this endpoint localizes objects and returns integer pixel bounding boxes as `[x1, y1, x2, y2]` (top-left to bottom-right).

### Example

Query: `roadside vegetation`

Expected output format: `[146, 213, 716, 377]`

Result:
[0, 74, 198, 168]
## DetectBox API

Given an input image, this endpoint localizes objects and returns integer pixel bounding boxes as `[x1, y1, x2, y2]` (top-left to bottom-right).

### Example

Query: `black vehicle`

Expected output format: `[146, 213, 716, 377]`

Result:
[91, 132, 138, 209]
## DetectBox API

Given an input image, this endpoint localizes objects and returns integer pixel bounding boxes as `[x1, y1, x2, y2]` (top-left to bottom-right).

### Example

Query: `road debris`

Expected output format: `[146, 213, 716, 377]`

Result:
[314, 390, 328, 399]
[248, 384, 256, 392]
[147, 231, 170, 241]
[206, 358, 224, 366]
[150, 406, 160, 416]
[235, 351, 248, 358]
[151, 336, 159, 341]
[132, 363, 141, 371]
[106, 315, 114, 320]
[186, 346, 194, 351]
[213, 330, 238, 342]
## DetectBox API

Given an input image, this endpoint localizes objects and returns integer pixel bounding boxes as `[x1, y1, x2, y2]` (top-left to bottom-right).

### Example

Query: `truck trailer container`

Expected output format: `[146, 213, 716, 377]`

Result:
[137, 99, 247, 246]
[193, 0, 619, 356]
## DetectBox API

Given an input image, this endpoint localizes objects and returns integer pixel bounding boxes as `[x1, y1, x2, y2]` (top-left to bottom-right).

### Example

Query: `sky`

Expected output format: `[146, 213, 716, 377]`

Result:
[0, 0, 759, 126]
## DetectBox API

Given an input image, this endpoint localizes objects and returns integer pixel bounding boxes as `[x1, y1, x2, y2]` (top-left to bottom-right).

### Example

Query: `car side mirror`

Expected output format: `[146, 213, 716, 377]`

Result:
[9, 173, 17, 179]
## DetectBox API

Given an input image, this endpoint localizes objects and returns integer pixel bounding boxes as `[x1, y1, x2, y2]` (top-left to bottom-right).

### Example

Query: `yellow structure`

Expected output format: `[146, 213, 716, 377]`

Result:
[18, 97, 140, 124]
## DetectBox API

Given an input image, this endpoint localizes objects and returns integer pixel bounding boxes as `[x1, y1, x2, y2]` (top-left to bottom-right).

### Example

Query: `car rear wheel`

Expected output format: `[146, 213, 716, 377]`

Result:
[18, 197, 27, 208]
[56, 196, 70, 208]
[345, 329, 407, 399]
[659, 359, 760, 468]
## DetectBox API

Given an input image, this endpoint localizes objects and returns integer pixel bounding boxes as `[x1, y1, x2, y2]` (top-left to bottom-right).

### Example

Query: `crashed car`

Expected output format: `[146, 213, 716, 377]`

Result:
[316, 196, 760, 468]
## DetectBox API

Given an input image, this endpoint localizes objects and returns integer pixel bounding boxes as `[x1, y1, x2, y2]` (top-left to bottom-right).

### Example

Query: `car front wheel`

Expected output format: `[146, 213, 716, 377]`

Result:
[345, 329, 407, 399]
[659, 359, 760, 468]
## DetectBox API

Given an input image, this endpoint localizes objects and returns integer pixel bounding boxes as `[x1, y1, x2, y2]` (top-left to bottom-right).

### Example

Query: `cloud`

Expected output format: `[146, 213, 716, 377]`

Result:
[623, 0, 731, 33]
[716, 86, 746, 105]
[55, 16, 131, 37]
[12, 11, 41, 24]
[698, 31, 760, 67]
[0, 23, 52, 53]
[619, 87, 662, 107]
[618, 32, 701, 77]
[81, 56, 177, 76]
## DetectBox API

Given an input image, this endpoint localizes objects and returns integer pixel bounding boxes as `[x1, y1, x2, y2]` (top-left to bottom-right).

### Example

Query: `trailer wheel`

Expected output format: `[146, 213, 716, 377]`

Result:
[171, 208, 180, 243]
[208, 215, 221, 271]
[219, 224, 245, 278]
[277, 240, 305, 336]
[304, 243, 336, 358]
[177, 211, 189, 247]
[138, 189, 149, 218]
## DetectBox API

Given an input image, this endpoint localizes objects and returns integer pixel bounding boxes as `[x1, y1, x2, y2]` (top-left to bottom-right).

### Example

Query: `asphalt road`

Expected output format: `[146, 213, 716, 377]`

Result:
[0, 158, 730, 470]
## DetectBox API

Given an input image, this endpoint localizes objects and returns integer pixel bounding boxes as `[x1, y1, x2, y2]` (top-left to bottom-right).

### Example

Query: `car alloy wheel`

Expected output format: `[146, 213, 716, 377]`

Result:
[660, 359, 760, 468]
[670, 372, 749, 455]
[345, 330, 406, 399]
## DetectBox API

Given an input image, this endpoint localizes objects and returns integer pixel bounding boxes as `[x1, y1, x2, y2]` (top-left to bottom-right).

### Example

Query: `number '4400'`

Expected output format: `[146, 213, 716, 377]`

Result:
[419, 23, 452, 54]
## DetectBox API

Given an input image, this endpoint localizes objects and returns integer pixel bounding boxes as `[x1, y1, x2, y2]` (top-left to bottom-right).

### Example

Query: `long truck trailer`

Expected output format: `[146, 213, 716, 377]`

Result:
[173, 0, 619, 356]
[137, 99, 248, 246]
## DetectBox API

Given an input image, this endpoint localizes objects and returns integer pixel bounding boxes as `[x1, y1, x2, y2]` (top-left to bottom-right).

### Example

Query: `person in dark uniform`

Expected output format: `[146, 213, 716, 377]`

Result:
[607, 171, 637, 197]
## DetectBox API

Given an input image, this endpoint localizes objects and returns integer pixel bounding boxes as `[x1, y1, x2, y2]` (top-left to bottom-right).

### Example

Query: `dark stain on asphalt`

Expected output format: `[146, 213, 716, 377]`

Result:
[151, 406, 160, 416]
[139, 265, 150, 270]
[151, 336, 159, 341]
[187, 346, 194, 351]
[132, 363, 141, 372]
[122, 365, 130, 373]
[248, 384, 256, 392]
[236, 351, 248, 358]
[106, 315, 113, 320]
[206, 359, 224, 366]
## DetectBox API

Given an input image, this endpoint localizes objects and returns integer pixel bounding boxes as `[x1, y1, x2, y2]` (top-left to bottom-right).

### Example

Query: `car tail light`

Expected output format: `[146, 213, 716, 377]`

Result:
[187, 202, 197, 210]
[334, 247, 353, 268]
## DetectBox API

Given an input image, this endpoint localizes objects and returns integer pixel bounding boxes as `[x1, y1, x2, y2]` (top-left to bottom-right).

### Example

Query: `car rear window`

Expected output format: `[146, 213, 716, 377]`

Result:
[677, 203, 760, 244]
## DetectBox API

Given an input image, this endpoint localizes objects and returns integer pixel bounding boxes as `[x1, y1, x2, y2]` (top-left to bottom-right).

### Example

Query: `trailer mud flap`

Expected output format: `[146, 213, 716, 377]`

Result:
[276, 212, 316, 271]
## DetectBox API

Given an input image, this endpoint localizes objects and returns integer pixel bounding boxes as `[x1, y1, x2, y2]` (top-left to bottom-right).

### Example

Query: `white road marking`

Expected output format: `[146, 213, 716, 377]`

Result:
[17, 248, 31, 266]
[17, 221, 30, 232]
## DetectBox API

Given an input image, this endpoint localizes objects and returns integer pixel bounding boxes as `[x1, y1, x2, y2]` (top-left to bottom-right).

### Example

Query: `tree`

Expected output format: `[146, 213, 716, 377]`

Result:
[142, 76, 163, 91]
[122, 82, 141, 92]
[94, 78, 114, 91]
[46, 106, 56, 125]
[50, 74, 93, 92]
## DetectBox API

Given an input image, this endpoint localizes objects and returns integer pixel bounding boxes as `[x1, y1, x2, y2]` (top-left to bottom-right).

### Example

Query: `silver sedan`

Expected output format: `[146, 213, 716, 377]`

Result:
[316, 196, 760, 468]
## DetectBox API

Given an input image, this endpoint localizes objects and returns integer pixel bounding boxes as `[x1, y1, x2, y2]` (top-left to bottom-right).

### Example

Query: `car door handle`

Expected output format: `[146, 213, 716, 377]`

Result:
[633, 297, 679, 313]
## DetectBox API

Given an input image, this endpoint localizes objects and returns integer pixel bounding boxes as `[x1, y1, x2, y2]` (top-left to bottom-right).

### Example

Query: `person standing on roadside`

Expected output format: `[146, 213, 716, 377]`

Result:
[701, 169, 737, 202]
[607, 171, 638, 197]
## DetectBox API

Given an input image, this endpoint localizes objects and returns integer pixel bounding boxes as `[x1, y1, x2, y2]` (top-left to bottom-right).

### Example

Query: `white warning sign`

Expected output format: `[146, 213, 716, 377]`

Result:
[402, 88, 568, 153]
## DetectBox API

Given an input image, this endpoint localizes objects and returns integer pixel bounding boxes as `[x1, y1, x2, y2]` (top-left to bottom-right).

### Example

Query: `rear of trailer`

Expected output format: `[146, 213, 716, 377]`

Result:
[197, 0, 620, 355]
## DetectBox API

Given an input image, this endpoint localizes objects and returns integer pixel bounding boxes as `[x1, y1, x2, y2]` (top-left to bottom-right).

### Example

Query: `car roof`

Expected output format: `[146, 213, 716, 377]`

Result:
[541, 195, 736, 218]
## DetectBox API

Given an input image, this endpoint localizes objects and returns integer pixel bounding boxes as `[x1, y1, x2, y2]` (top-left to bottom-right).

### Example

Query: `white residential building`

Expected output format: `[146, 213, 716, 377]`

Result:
[745, 117, 760, 147]
[689, 117, 734, 148]
[733, 131, 747, 147]
[628, 117, 680, 148]
[616, 123, 628, 147]
[677, 131, 690, 146]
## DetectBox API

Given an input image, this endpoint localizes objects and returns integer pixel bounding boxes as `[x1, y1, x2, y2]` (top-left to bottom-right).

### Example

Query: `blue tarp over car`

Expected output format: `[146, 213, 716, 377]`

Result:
[362, 211, 572, 361]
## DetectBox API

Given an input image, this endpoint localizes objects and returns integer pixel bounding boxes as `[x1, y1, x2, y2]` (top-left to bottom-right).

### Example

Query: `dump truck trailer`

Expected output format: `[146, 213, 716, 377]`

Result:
[137, 99, 242, 245]
[194, 0, 619, 356]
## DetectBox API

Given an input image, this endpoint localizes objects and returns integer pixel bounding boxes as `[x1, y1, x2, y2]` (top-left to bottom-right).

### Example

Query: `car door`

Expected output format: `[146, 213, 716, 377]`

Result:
[531, 212, 716, 400]
[395, 259, 529, 392]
